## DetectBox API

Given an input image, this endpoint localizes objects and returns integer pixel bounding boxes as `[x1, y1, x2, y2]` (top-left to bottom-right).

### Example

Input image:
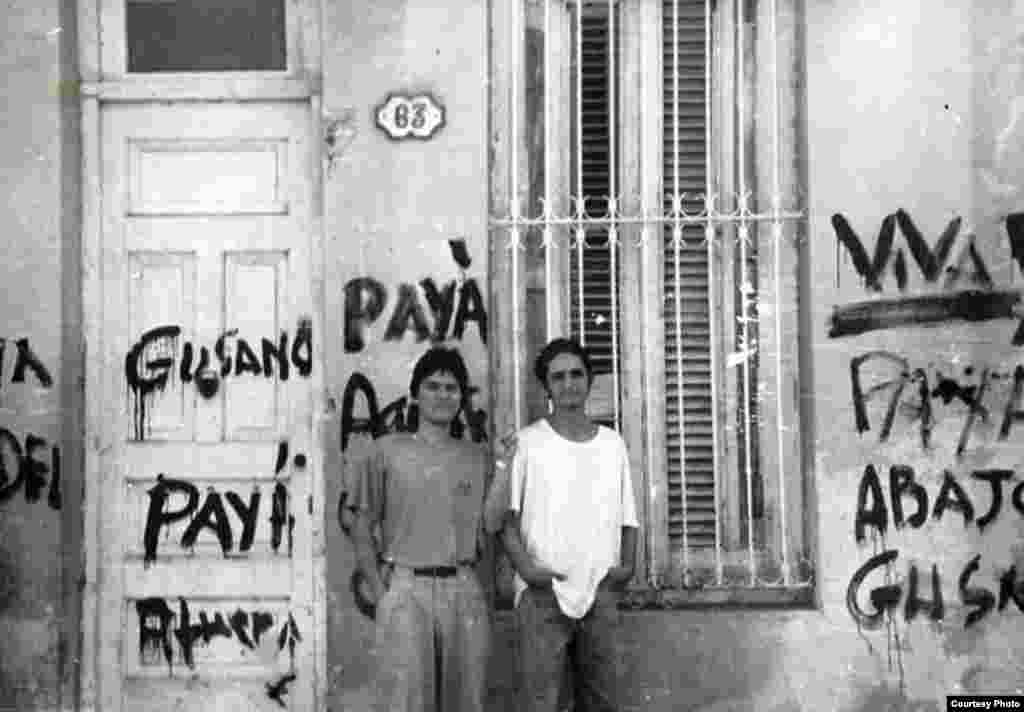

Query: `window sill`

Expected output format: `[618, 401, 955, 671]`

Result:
[618, 585, 814, 610]
[492, 584, 815, 611]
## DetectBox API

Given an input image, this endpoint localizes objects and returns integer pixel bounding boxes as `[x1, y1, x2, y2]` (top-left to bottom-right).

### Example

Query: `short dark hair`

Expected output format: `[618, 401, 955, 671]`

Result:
[534, 337, 594, 387]
[410, 346, 470, 398]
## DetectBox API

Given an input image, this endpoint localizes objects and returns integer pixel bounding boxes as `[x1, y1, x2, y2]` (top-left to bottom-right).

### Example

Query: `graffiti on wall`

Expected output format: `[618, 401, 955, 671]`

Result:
[266, 673, 297, 709]
[846, 463, 1024, 629]
[0, 427, 61, 510]
[831, 211, 1024, 458]
[135, 596, 302, 671]
[0, 337, 53, 390]
[832, 209, 1024, 695]
[124, 319, 313, 440]
[829, 210, 1024, 342]
[338, 239, 489, 452]
[339, 372, 487, 452]
[343, 239, 486, 353]
[0, 339, 59, 511]
[141, 443, 298, 564]
[847, 351, 1024, 456]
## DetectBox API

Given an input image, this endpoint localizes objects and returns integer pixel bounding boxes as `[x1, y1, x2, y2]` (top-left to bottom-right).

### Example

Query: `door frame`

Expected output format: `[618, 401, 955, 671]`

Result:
[76, 2, 325, 709]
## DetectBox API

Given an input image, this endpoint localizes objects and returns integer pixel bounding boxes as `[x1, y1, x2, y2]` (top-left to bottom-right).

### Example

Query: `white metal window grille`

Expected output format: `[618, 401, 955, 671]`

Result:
[490, 0, 812, 603]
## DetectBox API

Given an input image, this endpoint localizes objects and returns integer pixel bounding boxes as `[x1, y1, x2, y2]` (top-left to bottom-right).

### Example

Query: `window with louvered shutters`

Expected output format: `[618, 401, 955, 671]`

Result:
[662, 0, 718, 553]
[570, 2, 733, 551]
[568, 7, 619, 420]
[491, 0, 811, 604]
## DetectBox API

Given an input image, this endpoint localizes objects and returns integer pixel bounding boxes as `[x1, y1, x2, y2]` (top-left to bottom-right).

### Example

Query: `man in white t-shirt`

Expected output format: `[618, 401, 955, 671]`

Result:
[501, 338, 639, 712]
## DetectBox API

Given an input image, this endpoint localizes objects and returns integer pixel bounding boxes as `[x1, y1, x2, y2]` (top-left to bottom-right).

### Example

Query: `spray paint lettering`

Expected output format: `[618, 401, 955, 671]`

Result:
[0, 427, 60, 510]
[339, 371, 488, 452]
[847, 463, 1024, 628]
[852, 464, 1023, 542]
[124, 319, 313, 440]
[266, 672, 297, 708]
[0, 337, 54, 389]
[830, 211, 1024, 343]
[343, 239, 488, 352]
[846, 550, 1024, 629]
[142, 474, 295, 564]
[833, 210, 985, 292]
[847, 352, 1024, 455]
[135, 597, 300, 670]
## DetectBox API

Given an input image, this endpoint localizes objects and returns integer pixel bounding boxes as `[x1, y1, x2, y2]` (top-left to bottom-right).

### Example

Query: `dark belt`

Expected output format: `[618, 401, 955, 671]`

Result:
[410, 562, 476, 577]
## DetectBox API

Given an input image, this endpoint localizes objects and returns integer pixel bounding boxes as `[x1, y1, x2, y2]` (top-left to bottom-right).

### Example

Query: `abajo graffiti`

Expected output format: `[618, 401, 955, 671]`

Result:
[848, 463, 1024, 629]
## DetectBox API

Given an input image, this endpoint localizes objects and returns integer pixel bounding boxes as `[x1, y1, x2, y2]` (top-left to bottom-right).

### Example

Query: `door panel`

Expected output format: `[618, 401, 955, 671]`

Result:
[99, 102, 315, 711]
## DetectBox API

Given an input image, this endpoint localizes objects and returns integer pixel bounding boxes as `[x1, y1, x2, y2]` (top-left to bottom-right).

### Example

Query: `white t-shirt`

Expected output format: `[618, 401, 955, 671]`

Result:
[508, 419, 639, 618]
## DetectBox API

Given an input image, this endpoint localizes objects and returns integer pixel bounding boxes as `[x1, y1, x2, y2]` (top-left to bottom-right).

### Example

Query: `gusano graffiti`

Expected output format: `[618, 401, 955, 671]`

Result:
[339, 371, 487, 452]
[0, 427, 60, 510]
[142, 474, 294, 564]
[135, 597, 301, 670]
[124, 319, 313, 440]
[343, 239, 488, 353]
[0, 337, 53, 388]
[846, 550, 1024, 629]
[830, 210, 1024, 342]
[848, 351, 1024, 455]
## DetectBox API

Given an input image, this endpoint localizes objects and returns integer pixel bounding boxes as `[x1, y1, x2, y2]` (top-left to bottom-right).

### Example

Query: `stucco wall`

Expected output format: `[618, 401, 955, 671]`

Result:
[322, 1, 1024, 711]
[0, 0, 81, 710]
[321, 3, 489, 710]
[4, 0, 1024, 710]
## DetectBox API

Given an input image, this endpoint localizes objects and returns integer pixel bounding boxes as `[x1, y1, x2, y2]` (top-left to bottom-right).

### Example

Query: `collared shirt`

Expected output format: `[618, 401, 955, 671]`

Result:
[346, 433, 488, 568]
[508, 419, 639, 618]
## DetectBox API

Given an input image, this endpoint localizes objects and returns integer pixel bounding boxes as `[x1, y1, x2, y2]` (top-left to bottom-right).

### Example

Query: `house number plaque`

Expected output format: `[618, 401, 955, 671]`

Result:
[375, 93, 445, 140]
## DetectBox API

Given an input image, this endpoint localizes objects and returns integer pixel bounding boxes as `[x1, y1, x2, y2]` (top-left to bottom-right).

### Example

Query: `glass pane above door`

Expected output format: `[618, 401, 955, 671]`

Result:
[126, 0, 286, 73]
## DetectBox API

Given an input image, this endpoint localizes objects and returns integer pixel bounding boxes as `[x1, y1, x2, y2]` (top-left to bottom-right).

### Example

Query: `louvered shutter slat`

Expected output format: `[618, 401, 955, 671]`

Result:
[569, 9, 619, 409]
[662, 0, 715, 550]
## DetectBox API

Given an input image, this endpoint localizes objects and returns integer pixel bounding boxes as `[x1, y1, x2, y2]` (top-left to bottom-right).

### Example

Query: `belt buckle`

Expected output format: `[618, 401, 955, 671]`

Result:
[413, 565, 458, 577]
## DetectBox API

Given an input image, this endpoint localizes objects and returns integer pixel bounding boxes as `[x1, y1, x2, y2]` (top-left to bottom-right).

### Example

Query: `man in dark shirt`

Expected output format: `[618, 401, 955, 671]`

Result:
[344, 346, 490, 712]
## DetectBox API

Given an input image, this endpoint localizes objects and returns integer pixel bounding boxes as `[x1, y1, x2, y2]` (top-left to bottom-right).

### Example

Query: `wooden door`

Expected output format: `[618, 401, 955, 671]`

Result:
[95, 101, 318, 711]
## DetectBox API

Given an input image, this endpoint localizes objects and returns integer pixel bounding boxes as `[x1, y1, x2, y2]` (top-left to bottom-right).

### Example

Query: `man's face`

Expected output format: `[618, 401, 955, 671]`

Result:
[544, 352, 591, 412]
[416, 370, 463, 426]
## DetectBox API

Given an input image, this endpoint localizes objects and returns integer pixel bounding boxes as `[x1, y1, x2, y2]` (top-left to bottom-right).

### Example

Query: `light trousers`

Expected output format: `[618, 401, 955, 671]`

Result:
[373, 566, 490, 712]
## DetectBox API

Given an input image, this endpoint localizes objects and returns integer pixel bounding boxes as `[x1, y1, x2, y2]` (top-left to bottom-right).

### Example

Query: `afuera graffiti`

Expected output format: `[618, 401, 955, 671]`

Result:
[343, 239, 487, 352]
[135, 597, 302, 670]
[0, 427, 60, 510]
[124, 319, 313, 440]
